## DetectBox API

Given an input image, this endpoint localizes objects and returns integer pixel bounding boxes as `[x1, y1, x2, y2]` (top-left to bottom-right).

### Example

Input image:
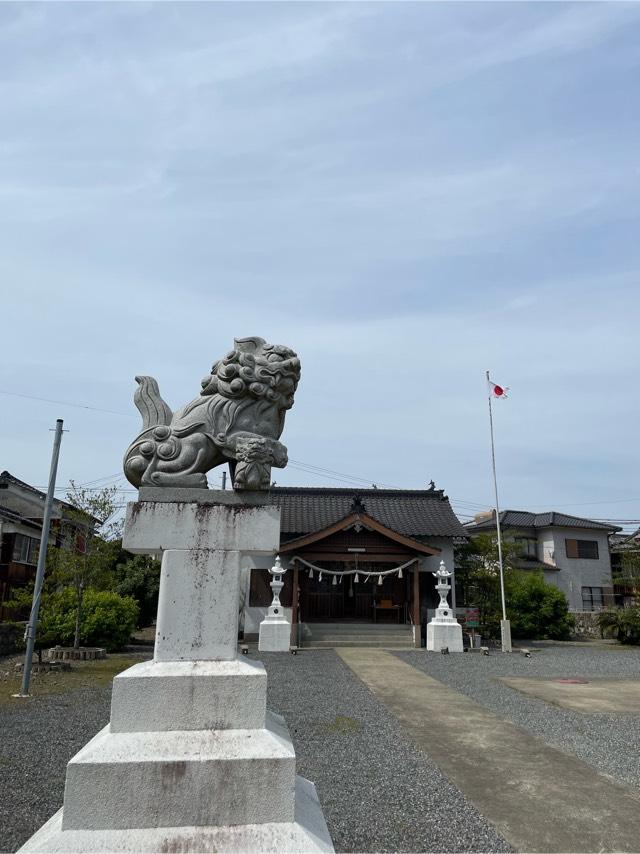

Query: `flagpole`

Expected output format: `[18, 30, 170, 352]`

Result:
[486, 371, 512, 653]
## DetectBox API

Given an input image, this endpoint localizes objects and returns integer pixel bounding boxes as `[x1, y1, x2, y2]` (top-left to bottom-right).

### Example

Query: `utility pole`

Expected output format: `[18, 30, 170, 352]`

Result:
[16, 419, 64, 697]
[486, 372, 511, 653]
[221, 471, 227, 491]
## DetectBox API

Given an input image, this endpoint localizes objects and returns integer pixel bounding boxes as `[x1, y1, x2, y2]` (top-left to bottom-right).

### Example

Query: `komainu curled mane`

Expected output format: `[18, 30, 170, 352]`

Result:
[123, 336, 301, 490]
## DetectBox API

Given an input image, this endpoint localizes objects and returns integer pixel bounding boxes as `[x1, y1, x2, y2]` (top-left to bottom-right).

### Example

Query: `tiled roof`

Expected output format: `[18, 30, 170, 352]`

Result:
[610, 530, 640, 550]
[466, 509, 621, 533]
[268, 487, 467, 538]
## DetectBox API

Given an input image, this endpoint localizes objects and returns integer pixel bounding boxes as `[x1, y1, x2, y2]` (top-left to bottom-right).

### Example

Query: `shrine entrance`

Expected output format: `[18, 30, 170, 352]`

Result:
[299, 561, 410, 622]
[278, 506, 441, 627]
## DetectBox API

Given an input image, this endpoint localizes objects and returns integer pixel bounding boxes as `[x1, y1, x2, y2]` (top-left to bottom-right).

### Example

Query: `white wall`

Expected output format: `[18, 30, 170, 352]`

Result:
[542, 527, 613, 611]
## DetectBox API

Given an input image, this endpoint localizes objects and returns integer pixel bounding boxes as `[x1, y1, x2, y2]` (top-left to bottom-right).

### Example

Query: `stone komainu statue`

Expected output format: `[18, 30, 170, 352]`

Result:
[123, 337, 300, 490]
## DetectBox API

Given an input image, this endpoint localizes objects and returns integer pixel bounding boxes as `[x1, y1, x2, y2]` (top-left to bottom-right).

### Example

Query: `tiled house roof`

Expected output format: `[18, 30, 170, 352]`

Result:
[466, 509, 621, 534]
[268, 487, 467, 539]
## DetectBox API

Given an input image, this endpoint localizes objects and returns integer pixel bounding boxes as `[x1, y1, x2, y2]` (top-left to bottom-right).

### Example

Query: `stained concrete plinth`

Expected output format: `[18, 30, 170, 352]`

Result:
[154, 549, 241, 661]
[110, 658, 267, 732]
[426, 620, 463, 653]
[259, 618, 291, 652]
[19, 776, 333, 853]
[61, 713, 295, 831]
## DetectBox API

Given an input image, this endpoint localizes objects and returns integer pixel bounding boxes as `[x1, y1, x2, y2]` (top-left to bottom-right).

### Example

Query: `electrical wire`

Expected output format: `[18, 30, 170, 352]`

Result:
[0, 389, 134, 417]
[4, 388, 639, 520]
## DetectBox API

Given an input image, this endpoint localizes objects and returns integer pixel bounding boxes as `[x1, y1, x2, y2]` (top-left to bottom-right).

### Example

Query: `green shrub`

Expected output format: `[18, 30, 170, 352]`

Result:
[598, 607, 640, 644]
[14, 586, 139, 652]
[80, 590, 139, 651]
[507, 571, 574, 640]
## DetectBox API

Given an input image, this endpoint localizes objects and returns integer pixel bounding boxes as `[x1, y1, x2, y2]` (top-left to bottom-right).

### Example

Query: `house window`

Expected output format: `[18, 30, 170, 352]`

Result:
[12, 534, 39, 565]
[581, 586, 604, 611]
[565, 539, 599, 560]
[515, 537, 537, 559]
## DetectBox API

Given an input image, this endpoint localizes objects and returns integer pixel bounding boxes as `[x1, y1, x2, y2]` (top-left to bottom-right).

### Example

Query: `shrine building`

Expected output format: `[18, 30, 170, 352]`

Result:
[241, 486, 467, 647]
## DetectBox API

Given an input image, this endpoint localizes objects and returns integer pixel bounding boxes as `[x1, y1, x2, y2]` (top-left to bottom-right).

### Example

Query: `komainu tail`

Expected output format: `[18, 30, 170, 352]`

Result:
[133, 375, 173, 430]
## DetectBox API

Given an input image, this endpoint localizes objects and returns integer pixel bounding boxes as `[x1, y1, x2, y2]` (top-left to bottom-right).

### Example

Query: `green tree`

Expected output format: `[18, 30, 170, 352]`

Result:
[456, 533, 573, 640]
[48, 482, 122, 649]
[113, 554, 161, 628]
[612, 549, 640, 598]
[455, 533, 520, 638]
[507, 571, 574, 640]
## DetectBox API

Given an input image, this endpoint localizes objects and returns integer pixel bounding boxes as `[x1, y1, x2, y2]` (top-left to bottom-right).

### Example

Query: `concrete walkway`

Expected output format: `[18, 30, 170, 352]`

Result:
[338, 648, 640, 853]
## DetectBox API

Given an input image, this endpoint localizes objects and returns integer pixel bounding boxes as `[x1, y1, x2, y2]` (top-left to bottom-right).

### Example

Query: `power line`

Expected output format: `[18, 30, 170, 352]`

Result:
[288, 459, 402, 489]
[0, 389, 134, 417]
[5, 388, 638, 514]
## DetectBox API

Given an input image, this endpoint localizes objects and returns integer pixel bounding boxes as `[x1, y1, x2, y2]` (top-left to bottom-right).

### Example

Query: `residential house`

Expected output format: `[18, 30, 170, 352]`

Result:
[0, 471, 82, 619]
[610, 528, 640, 607]
[464, 509, 622, 613]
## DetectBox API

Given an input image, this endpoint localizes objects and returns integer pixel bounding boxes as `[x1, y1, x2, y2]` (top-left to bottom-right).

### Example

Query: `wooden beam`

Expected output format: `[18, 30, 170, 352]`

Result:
[294, 552, 416, 563]
[290, 563, 299, 647]
[279, 511, 441, 556]
[412, 567, 420, 629]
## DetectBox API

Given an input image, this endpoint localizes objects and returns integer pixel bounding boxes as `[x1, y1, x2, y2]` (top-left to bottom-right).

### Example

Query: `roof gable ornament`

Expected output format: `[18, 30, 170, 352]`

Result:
[350, 494, 367, 515]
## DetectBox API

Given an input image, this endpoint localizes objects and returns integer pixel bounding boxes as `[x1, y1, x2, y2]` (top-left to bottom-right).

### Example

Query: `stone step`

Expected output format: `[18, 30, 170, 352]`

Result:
[19, 777, 333, 853]
[305, 634, 413, 642]
[62, 712, 295, 831]
[303, 626, 412, 636]
[110, 658, 267, 732]
[303, 622, 410, 630]
[305, 640, 415, 648]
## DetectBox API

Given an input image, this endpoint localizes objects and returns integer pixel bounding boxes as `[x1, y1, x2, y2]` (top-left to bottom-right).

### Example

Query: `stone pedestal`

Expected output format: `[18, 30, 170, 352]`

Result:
[259, 619, 291, 652]
[426, 561, 464, 653]
[426, 620, 464, 653]
[19, 490, 333, 853]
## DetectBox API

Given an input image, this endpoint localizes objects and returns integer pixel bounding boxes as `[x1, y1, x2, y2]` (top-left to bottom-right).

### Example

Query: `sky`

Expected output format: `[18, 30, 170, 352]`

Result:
[1, 2, 639, 530]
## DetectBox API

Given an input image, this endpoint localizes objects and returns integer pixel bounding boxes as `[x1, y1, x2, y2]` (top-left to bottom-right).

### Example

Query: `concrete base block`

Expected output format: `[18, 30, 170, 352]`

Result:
[62, 712, 295, 830]
[110, 658, 267, 732]
[19, 776, 334, 853]
[259, 619, 291, 652]
[426, 620, 464, 652]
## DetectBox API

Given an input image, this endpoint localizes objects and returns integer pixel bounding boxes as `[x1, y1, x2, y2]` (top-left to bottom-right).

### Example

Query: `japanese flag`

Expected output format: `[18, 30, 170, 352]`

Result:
[487, 377, 508, 398]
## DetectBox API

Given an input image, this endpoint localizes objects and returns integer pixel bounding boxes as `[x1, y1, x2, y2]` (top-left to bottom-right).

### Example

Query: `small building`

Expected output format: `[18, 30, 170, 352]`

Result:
[464, 509, 622, 613]
[0, 471, 81, 620]
[242, 486, 468, 647]
[610, 529, 640, 607]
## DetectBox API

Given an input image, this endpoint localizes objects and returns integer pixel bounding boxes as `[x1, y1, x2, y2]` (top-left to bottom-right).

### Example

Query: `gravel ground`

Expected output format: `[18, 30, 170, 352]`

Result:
[0, 684, 113, 853]
[1, 649, 512, 854]
[396, 643, 640, 791]
[253, 649, 511, 853]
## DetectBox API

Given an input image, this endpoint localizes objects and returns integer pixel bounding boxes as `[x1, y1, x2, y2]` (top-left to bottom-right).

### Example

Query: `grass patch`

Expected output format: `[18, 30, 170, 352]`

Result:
[319, 715, 363, 735]
[0, 655, 143, 706]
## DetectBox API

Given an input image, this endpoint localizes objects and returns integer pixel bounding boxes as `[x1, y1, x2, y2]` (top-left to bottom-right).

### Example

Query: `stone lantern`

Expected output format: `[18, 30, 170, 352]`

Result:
[426, 560, 464, 652]
[259, 555, 291, 651]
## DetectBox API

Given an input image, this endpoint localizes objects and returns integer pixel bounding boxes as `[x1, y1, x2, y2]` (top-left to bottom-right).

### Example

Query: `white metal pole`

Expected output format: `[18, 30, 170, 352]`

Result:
[17, 419, 64, 696]
[486, 372, 511, 652]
